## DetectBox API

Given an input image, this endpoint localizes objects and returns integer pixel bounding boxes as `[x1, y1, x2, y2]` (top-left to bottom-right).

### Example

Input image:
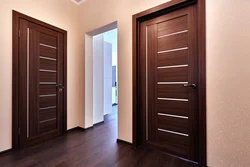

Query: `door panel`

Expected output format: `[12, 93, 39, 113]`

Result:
[19, 18, 65, 147]
[157, 100, 189, 116]
[157, 66, 188, 82]
[157, 49, 188, 67]
[158, 32, 188, 52]
[39, 108, 57, 122]
[40, 84, 57, 94]
[40, 45, 57, 58]
[139, 5, 198, 161]
[39, 119, 57, 133]
[157, 84, 188, 99]
[40, 96, 57, 108]
[157, 130, 188, 158]
[40, 71, 57, 82]
[40, 33, 57, 47]
[157, 15, 188, 36]
[158, 115, 189, 134]
[40, 58, 57, 71]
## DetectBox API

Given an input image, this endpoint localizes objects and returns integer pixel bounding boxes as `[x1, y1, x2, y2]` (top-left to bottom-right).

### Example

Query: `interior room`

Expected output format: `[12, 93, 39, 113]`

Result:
[0, 0, 250, 166]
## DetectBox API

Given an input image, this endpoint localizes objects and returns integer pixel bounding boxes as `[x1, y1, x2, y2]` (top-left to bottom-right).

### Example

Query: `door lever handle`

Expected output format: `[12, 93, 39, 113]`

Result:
[56, 84, 64, 92]
[184, 83, 197, 89]
[56, 84, 64, 89]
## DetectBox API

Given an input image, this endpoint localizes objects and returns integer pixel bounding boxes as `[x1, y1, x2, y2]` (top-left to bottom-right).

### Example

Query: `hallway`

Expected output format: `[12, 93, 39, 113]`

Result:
[0, 110, 196, 167]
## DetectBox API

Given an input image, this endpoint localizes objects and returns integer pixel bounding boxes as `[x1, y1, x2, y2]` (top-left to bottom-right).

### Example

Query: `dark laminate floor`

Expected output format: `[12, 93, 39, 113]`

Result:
[0, 107, 196, 167]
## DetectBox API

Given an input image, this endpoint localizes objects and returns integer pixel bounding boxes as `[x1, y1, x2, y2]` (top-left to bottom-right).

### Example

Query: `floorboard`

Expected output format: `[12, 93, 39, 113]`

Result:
[0, 107, 197, 167]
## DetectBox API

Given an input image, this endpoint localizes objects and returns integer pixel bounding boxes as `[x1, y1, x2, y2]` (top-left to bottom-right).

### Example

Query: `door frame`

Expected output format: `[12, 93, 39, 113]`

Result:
[132, 0, 206, 166]
[12, 11, 68, 149]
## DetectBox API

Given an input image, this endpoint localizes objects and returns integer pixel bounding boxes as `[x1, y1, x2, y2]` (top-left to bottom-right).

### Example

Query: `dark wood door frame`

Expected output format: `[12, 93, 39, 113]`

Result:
[132, 0, 206, 166]
[12, 11, 67, 149]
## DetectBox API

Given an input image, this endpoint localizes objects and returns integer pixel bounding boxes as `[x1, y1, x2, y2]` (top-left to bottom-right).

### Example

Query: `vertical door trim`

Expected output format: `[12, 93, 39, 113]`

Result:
[145, 26, 149, 141]
[27, 28, 30, 138]
[12, 10, 68, 149]
[132, 0, 207, 166]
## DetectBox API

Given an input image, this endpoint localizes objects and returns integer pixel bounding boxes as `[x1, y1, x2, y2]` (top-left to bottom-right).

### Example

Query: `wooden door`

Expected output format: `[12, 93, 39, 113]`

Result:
[17, 17, 66, 147]
[139, 5, 198, 161]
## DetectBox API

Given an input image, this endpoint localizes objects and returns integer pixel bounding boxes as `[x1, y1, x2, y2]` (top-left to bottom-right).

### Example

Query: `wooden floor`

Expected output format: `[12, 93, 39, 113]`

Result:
[0, 107, 196, 167]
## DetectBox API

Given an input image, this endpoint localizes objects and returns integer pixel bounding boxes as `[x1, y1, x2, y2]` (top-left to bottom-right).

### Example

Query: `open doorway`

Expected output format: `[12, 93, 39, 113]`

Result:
[104, 29, 118, 119]
[84, 22, 118, 134]
[92, 29, 118, 125]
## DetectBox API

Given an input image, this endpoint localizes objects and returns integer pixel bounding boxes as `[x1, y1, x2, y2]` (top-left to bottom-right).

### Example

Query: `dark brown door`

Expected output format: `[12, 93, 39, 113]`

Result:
[139, 5, 198, 161]
[18, 18, 65, 147]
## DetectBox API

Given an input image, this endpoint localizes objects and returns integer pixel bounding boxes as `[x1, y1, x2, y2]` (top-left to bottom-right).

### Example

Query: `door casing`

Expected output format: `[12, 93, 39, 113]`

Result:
[12, 11, 67, 149]
[132, 0, 206, 166]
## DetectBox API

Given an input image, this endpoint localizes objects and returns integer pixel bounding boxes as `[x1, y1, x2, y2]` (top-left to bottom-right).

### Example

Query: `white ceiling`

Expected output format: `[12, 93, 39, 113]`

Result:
[71, 0, 86, 5]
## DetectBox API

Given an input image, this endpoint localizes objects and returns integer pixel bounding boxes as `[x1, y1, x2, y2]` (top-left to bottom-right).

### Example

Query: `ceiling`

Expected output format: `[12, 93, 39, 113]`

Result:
[71, 0, 86, 5]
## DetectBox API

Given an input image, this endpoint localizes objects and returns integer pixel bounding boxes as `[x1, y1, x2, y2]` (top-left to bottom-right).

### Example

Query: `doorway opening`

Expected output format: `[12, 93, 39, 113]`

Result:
[93, 29, 118, 125]
[84, 22, 118, 136]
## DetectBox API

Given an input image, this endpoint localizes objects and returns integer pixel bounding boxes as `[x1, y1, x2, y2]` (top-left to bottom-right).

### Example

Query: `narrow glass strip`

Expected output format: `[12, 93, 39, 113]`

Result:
[158, 82, 188, 85]
[40, 43, 57, 49]
[158, 113, 188, 119]
[158, 47, 188, 54]
[39, 118, 57, 123]
[40, 106, 57, 110]
[158, 98, 188, 102]
[146, 26, 149, 141]
[40, 69, 57, 73]
[158, 30, 188, 38]
[27, 28, 30, 138]
[157, 64, 188, 69]
[40, 82, 57, 85]
[158, 128, 189, 137]
[40, 56, 57, 61]
[40, 94, 57, 98]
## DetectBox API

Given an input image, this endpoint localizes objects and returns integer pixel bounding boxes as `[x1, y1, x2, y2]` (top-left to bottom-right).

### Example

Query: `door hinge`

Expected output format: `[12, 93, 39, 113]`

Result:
[18, 128, 20, 135]
[18, 30, 20, 38]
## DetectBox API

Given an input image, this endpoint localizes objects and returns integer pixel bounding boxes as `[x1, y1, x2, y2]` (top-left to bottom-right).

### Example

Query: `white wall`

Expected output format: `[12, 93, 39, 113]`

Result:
[92, 37, 113, 123]
[112, 88, 117, 104]
[103, 42, 113, 115]
[93, 34, 104, 124]
[82, 22, 117, 128]
[82, 34, 93, 128]
[0, 0, 81, 152]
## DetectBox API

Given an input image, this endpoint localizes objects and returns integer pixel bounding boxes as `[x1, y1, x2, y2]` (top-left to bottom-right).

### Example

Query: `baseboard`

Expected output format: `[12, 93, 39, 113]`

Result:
[67, 122, 105, 133]
[67, 121, 104, 132]
[0, 148, 12, 156]
[68, 125, 98, 132]
[117, 139, 133, 146]
[67, 126, 86, 132]
[94, 121, 104, 126]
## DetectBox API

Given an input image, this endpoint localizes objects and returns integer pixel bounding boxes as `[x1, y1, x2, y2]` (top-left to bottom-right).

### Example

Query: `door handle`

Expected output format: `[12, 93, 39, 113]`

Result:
[56, 84, 64, 92]
[184, 83, 197, 89]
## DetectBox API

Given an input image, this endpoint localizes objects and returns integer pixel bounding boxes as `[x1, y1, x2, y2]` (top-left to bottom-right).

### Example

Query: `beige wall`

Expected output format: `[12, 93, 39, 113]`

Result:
[1, 0, 250, 166]
[78, 0, 172, 145]
[79, 0, 250, 166]
[0, 0, 81, 152]
[206, 0, 250, 166]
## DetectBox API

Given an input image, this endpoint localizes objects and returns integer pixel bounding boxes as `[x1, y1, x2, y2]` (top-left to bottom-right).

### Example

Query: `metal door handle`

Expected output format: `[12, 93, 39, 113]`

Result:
[56, 84, 64, 92]
[56, 84, 64, 88]
[184, 83, 196, 89]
